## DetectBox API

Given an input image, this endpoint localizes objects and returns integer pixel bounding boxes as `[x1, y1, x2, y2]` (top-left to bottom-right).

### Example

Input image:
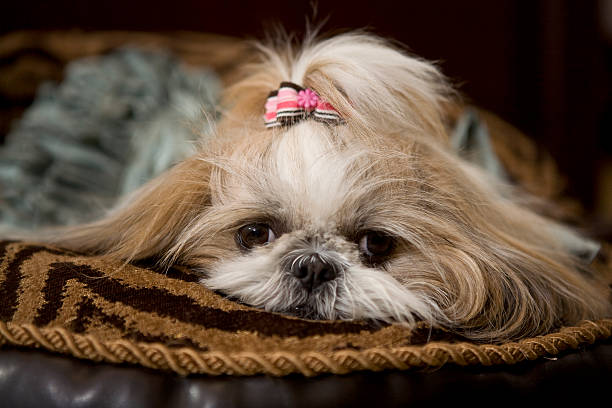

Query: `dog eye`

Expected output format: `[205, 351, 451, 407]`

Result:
[359, 231, 393, 258]
[236, 223, 276, 249]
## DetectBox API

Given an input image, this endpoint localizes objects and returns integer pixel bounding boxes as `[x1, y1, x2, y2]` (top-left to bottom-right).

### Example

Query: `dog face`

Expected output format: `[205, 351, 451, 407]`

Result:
[54, 32, 610, 341]
[200, 123, 442, 325]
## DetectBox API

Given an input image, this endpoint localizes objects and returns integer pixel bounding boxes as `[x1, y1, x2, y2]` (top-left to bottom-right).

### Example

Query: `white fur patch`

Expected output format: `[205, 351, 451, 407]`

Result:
[269, 123, 359, 228]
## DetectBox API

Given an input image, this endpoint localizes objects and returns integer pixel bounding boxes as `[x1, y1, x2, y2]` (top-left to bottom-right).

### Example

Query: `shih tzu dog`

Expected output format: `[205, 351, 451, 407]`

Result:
[51, 32, 611, 342]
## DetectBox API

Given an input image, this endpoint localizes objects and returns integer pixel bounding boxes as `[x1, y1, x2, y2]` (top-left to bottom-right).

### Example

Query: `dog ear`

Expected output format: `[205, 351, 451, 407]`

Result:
[49, 156, 211, 263]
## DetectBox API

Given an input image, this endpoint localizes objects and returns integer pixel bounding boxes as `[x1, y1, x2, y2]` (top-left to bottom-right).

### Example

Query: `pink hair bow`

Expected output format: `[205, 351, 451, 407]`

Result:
[264, 82, 343, 128]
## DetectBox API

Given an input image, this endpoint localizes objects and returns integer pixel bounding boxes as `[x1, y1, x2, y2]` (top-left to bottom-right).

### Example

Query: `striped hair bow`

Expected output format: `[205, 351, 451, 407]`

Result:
[264, 82, 343, 128]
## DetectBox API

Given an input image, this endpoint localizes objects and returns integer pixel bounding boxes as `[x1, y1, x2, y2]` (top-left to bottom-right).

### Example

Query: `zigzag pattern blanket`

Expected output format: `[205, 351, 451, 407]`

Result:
[0, 241, 610, 376]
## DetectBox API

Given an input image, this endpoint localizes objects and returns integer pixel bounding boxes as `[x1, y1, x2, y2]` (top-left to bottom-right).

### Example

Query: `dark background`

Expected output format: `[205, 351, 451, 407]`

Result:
[2, 0, 611, 222]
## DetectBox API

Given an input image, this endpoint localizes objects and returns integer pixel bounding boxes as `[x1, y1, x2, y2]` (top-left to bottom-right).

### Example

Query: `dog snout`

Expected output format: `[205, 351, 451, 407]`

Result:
[291, 255, 336, 291]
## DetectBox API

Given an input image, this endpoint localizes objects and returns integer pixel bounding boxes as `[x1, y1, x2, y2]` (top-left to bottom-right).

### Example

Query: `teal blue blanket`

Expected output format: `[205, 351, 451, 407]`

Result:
[0, 47, 220, 229]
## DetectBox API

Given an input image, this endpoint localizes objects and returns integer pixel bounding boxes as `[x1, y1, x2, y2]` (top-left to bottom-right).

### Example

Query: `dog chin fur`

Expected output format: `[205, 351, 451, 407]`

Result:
[48, 31, 611, 342]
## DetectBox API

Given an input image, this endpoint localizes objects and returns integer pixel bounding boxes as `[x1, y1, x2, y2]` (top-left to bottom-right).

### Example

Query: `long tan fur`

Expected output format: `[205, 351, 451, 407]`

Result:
[48, 31, 610, 342]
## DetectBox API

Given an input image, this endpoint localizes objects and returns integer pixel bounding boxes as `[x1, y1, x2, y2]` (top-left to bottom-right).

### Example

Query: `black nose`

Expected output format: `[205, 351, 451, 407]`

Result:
[291, 256, 336, 291]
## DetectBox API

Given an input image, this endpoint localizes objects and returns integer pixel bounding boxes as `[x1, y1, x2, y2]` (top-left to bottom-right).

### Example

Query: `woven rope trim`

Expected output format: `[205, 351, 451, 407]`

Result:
[1, 319, 610, 377]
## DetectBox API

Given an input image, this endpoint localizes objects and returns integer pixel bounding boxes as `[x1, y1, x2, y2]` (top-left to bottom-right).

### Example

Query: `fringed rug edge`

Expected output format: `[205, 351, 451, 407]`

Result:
[0, 319, 610, 377]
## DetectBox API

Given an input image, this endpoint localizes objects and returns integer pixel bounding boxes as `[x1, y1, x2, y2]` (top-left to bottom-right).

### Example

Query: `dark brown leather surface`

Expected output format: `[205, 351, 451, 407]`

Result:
[1, 342, 611, 408]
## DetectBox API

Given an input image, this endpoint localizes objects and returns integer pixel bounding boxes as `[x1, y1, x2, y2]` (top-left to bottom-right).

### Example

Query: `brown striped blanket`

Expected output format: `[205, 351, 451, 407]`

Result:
[0, 240, 610, 377]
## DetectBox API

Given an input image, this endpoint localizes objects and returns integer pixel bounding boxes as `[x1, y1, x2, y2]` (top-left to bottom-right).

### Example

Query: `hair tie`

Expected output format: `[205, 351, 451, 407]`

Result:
[264, 82, 343, 128]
